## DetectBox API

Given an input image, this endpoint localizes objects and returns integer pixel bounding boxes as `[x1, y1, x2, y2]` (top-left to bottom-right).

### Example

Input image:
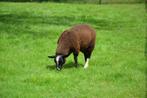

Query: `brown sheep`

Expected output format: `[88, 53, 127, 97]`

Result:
[48, 24, 96, 70]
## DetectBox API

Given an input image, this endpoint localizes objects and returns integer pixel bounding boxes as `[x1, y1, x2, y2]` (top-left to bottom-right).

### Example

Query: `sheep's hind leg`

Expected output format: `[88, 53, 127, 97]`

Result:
[83, 50, 93, 69]
[84, 58, 90, 69]
[84, 43, 95, 69]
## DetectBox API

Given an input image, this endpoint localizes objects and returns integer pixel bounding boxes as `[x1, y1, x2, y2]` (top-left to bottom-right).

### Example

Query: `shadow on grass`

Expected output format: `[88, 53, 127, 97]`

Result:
[46, 62, 83, 70]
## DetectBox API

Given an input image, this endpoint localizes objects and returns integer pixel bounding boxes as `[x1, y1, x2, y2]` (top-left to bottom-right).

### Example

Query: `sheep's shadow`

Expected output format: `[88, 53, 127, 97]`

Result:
[46, 62, 83, 70]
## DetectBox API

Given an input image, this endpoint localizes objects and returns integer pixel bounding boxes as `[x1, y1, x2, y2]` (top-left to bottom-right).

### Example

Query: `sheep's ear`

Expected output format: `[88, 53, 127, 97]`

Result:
[48, 55, 56, 58]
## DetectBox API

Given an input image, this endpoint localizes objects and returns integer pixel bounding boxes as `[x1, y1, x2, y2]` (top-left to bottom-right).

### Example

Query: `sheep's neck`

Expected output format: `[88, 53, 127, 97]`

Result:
[56, 42, 70, 56]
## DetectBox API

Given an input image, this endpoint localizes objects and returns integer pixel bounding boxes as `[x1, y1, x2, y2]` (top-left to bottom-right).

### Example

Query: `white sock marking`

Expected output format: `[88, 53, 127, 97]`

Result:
[84, 58, 89, 69]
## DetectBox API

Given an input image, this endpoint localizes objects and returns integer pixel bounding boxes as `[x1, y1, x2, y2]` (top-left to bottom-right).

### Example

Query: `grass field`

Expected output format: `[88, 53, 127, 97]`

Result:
[0, 2, 146, 98]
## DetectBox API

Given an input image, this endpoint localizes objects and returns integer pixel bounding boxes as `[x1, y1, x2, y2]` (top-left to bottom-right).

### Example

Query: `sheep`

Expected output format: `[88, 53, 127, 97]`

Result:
[48, 24, 96, 70]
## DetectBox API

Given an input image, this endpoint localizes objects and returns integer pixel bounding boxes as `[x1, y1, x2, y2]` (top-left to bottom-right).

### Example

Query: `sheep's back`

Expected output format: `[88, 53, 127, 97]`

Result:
[70, 24, 96, 49]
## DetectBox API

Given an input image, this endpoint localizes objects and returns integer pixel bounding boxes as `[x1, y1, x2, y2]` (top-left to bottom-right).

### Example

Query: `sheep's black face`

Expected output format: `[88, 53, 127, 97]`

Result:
[54, 55, 65, 71]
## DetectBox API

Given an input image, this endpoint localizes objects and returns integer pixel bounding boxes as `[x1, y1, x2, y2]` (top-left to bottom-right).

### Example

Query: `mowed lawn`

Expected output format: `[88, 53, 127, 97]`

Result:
[0, 2, 146, 98]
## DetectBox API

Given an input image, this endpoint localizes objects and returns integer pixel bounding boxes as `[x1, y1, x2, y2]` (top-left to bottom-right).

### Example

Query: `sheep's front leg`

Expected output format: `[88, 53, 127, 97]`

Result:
[73, 52, 79, 67]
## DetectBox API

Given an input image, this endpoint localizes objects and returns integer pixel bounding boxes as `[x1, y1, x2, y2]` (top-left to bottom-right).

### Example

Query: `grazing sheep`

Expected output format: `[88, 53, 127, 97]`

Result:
[48, 24, 96, 70]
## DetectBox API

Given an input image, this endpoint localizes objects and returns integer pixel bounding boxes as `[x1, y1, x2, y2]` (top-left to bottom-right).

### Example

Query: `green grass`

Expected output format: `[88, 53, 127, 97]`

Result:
[0, 2, 146, 98]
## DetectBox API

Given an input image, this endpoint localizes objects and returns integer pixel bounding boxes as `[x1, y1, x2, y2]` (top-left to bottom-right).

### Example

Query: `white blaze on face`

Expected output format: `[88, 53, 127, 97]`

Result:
[84, 58, 90, 69]
[56, 55, 62, 65]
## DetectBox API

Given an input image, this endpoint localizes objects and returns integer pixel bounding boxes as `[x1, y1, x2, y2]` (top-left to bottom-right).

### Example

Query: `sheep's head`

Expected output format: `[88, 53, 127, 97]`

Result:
[48, 55, 65, 71]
